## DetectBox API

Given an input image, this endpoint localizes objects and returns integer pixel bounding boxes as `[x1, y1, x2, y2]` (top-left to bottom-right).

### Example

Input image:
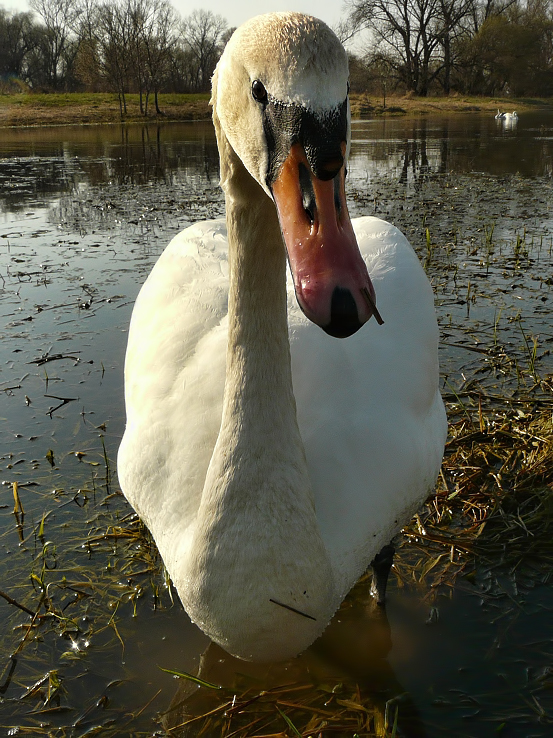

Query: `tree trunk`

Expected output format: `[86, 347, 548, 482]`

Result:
[442, 35, 451, 95]
[155, 88, 163, 115]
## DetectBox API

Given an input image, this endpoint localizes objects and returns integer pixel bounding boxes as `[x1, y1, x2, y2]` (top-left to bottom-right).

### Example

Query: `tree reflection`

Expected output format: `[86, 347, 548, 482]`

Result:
[0, 122, 220, 214]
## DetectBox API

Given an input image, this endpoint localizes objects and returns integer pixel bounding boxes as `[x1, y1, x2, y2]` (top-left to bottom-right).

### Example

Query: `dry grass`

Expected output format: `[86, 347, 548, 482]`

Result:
[162, 680, 399, 737]
[399, 395, 553, 592]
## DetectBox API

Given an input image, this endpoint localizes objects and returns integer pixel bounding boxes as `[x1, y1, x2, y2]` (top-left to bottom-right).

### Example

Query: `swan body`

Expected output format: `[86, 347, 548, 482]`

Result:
[118, 12, 447, 662]
[502, 111, 518, 122]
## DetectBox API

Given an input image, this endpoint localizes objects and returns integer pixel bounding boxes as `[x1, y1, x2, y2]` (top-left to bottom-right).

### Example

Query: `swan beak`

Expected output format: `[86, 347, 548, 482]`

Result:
[272, 143, 382, 338]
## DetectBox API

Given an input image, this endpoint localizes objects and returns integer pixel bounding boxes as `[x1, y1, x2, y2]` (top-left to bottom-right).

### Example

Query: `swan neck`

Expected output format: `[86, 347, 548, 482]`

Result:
[220, 127, 294, 418]
[226, 183, 288, 355]
[206, 117, 309, 498]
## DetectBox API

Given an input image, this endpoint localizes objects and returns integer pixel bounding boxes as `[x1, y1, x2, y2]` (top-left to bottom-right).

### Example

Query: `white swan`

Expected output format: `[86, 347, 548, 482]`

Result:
[502, 111, 518, 122]
[118, 12, 447, 662]
[495, 109, 505, 119]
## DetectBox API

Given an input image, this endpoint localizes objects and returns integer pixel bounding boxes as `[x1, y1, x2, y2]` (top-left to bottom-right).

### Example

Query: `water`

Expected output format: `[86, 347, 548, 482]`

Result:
[0, 113, 552, 736]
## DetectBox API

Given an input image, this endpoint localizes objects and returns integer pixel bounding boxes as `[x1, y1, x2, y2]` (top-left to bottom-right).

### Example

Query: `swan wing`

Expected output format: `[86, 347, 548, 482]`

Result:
[118, 219, 229, 565]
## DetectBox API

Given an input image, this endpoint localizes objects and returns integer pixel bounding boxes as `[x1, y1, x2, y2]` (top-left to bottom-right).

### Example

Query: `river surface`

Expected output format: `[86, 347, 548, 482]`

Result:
[0, 112, 552, 736]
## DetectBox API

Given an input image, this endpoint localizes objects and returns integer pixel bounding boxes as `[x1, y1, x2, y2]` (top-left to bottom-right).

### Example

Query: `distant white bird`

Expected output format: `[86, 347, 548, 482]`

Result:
[502, 111, 518, 122]
[118, 12, 447, 662]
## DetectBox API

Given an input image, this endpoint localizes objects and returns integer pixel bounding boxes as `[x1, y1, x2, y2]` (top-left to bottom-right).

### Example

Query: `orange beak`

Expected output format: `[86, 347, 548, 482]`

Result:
[272, 143, 382, 338]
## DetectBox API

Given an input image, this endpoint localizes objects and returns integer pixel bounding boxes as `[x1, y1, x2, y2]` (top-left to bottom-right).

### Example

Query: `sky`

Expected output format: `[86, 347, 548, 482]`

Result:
[3, 0, 346, 33]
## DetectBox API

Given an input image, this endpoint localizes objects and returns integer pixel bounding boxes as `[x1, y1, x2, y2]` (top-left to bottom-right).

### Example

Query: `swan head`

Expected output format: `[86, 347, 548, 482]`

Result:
[213, 12, 380, 338]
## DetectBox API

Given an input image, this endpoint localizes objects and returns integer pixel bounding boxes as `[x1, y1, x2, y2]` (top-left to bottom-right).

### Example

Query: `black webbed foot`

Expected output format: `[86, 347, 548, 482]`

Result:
[370, 543, 395, 605]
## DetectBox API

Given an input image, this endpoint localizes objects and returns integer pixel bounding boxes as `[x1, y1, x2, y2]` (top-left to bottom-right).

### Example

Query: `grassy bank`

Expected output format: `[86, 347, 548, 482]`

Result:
[0, 91, 212, 127]
[1, 91, 552, 128]
[349, 93, 553, 117]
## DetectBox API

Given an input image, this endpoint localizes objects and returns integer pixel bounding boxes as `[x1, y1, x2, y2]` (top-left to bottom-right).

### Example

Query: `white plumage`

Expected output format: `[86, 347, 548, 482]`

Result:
[498, 111, 518, 124]
[118, 12, 447, 662]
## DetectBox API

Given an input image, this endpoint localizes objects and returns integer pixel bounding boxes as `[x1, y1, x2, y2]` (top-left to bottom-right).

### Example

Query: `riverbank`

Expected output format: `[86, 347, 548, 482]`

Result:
[0, 91, 551, 128]
[0, 92, 213, 128]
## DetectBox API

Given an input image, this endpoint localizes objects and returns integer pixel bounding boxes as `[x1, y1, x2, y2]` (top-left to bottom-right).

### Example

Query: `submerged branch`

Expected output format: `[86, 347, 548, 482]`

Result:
[0, 589, 35, 617]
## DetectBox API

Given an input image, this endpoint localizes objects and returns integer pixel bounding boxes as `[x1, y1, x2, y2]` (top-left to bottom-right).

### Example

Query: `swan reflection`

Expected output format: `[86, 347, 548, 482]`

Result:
[161, 583, 427, 737]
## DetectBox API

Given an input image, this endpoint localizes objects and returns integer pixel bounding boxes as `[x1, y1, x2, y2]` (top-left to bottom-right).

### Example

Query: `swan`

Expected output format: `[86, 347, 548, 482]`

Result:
[495, 109, 505, 119]
[117, 11, 447, 663]
[502, 111, 518, 122]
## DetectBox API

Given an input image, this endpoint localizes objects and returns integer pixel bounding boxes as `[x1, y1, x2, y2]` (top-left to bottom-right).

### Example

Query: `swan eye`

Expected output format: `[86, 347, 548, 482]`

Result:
[251, 79, 268, 103]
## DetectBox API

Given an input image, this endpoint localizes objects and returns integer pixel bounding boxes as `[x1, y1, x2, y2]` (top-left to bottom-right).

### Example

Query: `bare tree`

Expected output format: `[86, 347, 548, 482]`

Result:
[127, 0, 149, 112]
[182, 9, 227, 92]
[75, 0, 180, 115]
[346, 0, 444, 95]
[5, 0, 552, 98]
[141, 0, 178, 114]
[434, 0, 475, 93]
[464, 0, 518, 34]
[94, 0, 133, 115]
[125, 0, 178, 115]
[0, 9, 40, 88]
[72, 0, 102, 90]
[29, 0, 82, 89]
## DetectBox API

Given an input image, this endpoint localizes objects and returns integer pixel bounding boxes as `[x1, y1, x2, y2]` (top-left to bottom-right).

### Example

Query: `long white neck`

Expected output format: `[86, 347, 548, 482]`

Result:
[179, 110, 335, 662]
[208, 114, 310, 506]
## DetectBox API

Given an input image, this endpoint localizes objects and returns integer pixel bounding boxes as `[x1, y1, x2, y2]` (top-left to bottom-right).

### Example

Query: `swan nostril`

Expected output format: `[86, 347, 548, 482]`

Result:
[299, 163, 316, 225]
[333, 175, 342, 216]
[303, 202, 315, 224]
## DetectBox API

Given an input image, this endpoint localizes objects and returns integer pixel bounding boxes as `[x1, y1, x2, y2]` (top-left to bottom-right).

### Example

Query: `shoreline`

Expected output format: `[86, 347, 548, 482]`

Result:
[1, 92, 551, 129]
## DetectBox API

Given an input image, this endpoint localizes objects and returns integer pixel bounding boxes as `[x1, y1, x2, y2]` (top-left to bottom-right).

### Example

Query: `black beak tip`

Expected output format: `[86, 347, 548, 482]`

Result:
[322, 286, 363, 338]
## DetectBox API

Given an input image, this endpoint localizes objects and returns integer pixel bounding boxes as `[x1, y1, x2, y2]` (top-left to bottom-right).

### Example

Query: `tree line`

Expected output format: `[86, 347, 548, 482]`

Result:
[343, 0, 553, 97]
[1, 0, 552, 104]
[0, 0, 230, 113]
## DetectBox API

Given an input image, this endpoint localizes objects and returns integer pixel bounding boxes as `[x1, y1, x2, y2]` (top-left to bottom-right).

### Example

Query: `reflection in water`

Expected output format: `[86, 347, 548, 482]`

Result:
[396, 119, 437, 189]
[2, 111, 553, 217]
[0, 122, 220, 213]
[94, 124, 220, 188]
[349, 110, 553, 182]
[0, 156, 82, 208]
[162, 590, 426, 738]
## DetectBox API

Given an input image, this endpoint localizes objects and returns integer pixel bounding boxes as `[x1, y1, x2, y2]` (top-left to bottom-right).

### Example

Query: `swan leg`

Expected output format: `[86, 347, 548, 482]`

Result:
[369, 544, 395, 605]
